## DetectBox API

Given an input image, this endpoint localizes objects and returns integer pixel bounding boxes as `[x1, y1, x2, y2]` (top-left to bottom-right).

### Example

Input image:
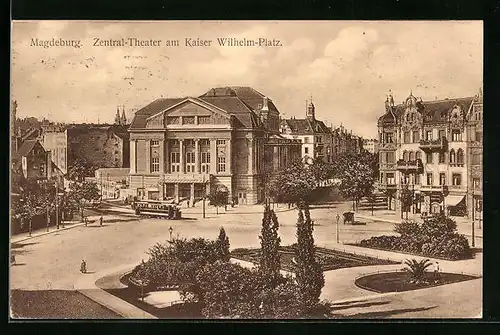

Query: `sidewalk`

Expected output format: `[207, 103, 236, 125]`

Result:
[11, 220, 87, 244]
[180, 203, 296, 215]
[356, 210, 483, 239]
[74, 263, 157, 319]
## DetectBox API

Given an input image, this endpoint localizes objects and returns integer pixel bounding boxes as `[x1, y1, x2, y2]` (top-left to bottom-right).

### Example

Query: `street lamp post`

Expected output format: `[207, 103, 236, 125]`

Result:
[471, 188, 475, 247]
[336, 214, 340, 243]
[56, 181, 59, 229]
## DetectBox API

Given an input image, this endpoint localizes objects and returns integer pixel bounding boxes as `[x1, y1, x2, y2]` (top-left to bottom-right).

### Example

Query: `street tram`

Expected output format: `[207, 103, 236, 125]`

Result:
[132, 200, 182, 219]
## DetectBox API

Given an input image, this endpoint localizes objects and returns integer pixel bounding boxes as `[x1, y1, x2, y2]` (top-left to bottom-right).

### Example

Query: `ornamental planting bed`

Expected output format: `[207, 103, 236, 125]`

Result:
[231, 246, 399, 272]
[355, 271, 480, 293]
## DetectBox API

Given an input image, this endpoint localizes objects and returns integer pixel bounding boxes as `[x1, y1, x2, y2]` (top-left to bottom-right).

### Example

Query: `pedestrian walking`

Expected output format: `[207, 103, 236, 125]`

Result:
[84, 216, 88, 226]
[434, 262, 440, 283]
[99, 216, 103, 226]
[336, 214, 340, 224]
[80, 259, 87, 274]
[11, 254, 16, 265]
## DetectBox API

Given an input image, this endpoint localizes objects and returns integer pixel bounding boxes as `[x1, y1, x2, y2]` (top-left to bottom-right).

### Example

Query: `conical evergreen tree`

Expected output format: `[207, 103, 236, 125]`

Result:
[259, 205, 281, 288]
[216, 227, 230, 262]
[294, 201, 325, 312]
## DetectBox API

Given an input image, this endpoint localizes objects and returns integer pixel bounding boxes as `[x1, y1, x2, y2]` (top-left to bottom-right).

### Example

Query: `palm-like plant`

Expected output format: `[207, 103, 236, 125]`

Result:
[403, 258, 432, 284]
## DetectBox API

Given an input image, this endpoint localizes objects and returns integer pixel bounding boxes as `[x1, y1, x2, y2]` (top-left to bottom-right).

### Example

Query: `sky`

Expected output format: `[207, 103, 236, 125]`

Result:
[11, 21, 483, 138]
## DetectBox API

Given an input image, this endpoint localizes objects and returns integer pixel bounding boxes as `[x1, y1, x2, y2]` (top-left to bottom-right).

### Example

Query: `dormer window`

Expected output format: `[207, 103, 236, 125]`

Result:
[257, 103, 262, 109]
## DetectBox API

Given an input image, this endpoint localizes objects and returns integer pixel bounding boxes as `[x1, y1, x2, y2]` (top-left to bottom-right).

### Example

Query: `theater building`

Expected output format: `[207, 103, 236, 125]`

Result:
[377, 89, 481, 217]
[128, 87, 301, 206]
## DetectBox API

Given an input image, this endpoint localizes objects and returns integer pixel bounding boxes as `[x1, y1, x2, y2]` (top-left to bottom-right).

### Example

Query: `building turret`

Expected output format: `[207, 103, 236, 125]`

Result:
[306, 96, 315, 121]
[121, 106, 127, 125]
[114, 107, 121, 125]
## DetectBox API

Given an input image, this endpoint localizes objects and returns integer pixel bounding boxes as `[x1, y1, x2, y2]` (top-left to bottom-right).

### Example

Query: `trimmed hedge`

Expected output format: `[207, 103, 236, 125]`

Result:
[360, 215, 472, 260]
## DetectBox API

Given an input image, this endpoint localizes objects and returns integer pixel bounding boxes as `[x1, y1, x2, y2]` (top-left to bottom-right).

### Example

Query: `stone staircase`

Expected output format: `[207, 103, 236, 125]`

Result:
[358, 193, 387, 211]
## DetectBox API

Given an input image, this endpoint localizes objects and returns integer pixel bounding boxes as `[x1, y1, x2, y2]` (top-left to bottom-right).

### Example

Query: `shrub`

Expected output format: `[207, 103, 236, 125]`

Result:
[215, 227, 231, 262]
[403, 258, 433, 283]
[259, 206, 281, 288]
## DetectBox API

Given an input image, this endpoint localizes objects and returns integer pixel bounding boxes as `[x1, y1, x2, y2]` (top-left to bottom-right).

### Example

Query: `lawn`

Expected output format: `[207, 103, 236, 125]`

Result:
[231, 246, 398, 272]
[10, 289, 122, 319]
[355, 271, 480, 293]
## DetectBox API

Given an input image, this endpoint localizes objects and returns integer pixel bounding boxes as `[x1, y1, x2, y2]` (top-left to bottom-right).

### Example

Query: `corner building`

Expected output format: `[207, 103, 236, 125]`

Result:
[377, 89, 482, 217]
[128, 87, 301, 205]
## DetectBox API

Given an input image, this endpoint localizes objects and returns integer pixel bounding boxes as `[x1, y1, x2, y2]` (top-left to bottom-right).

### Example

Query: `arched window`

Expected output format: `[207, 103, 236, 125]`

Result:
[409, 151, 415, 161]
[449, 149, 456, 163]
[457, 149, 464, 164]
[416, 151, 422, 160]
[403, 151, 409, 161]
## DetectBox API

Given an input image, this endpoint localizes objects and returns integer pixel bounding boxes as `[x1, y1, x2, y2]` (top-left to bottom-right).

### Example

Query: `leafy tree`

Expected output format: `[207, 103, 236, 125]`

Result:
[308, 158, 334, 186]
[67, 157, 95, 182]
[216, 227, 231, 262]
[400, 184, 414, 219]
[208, 186, 228, 215]
[67, 180, 100, 221]
[294, 203, 325, 312]
[367, 192, 377, 216]
[259, 205, 281, 288]
[403, 259, 433, 284]
[12, 179, 56, 232]
[333, 152, 378, 211]
[269, 160, 317, 206]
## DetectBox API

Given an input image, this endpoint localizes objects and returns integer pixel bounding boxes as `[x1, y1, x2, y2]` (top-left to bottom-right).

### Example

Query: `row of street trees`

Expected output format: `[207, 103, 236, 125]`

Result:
[11, 157, 101, 234]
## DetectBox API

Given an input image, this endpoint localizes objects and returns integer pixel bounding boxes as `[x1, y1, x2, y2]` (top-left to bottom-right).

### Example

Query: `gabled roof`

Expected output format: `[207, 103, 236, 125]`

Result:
[129, 98, 185, 129]
[281, 118, 331, 135]
[198, 95, 261, 128]
[16, 139, 40, 157]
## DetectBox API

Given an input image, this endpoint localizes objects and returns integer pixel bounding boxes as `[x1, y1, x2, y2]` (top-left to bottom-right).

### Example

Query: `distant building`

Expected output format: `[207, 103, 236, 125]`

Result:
[128, 86, 302, 205]
[466, 89, 483, 221]
[363, 139, 380, 154]
[11, 139, 64, 184]
[95, 168, 130, 200]
[279, 99, 333, 164]
[331, 124, 363, 157]
[43, 130, 68, 175]
[377, 89, 482, 218]
[114, 106, 128, 126]
[67, 124, 130, 172]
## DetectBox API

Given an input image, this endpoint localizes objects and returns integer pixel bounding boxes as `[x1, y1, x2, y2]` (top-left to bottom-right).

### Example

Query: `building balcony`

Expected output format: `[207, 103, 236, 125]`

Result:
[377, 182, 397, 191]
[419, 137, 447, 151]
[379, 163, 397, 171]
[420, 184, 448, 193]
[396, 159, 423, 173]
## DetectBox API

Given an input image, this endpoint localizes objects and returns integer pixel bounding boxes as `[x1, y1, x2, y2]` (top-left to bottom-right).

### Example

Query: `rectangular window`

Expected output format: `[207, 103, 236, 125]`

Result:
[151, 157, 160, 172]
[475, 131, 482, 142]
[403, 132, 410, 144]
[386, 173, 395, 185]
[380, 152, 385, 163]
[403, 174, 410, 185]
[412, 131, 420, 143]
[385, 133, 394, 144]
[167, 116, 180, 125]
[427, 173, 433, 186]
[217, 139, 226, 146]
[217, 156, 226, 173]
[473, 178, 480, 188]
[386, 152, 395, 163]
[185, 152, 195, 173]
[439, 173, 446, 186]
[472, 153, 481, 165]
[198, 116, 211, 124]
[452, 173, 462, 186]
[438, 129, 445, 140]
[438, 152, 445, 163]
[414, 174, 421, 185]
[425, 130, 432, 141]
[304, 137, 309, 144]
[426, 152, 433, 164]
[201, 152, 210, 173]
[452, 130, 462, 141]
[305, 147, 309, 154]
[150, 140, 159, 146]
[170, 152, 180, 173]
[183, 116, 195, 125]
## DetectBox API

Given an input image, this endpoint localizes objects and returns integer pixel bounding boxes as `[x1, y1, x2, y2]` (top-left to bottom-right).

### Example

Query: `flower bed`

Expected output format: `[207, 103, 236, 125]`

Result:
[231, 246, 398, 272]
[355, 271, 480, 293]
[357, 216, 473, 261]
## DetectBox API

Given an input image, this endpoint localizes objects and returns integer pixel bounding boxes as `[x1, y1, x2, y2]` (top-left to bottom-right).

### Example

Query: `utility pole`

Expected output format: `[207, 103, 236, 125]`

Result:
[56, 180, 59, 229]
[471, 188, 475, 247]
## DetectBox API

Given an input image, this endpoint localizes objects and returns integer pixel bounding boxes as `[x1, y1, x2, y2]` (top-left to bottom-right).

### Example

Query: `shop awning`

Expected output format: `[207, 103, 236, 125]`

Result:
[445, 195, 465, 207]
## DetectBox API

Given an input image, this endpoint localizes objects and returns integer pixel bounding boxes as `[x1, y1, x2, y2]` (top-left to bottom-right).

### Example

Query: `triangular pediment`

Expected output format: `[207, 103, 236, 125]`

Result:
[145, 98, 231, 128]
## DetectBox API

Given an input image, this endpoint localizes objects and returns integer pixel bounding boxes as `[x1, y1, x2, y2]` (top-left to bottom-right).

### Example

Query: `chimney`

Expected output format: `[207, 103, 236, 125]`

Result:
[46, 150, 52, 180]
[262, 97, 269, 111]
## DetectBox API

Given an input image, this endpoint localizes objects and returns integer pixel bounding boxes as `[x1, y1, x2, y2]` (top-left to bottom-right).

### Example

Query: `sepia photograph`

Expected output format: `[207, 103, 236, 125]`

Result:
[10, 20, 483, 320]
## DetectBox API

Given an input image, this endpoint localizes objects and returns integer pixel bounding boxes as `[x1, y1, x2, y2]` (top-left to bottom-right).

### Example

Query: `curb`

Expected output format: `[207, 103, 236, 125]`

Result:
[11, 221, 87, 244]
[356, 214, 483, 239]
[75, 263, 157, 319]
